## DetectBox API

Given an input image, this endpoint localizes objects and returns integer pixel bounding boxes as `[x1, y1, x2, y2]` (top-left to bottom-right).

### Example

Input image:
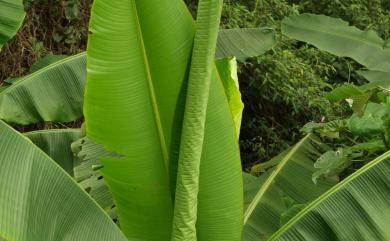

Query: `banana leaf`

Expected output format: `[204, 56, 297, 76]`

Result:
[84, 0, 243, 240]
[24, 128, 81, 176]
[0, 120, 128, 241]
[24, 128, 117, 220]
[269, 150, 390, 241]
[0, 0, 25, 50]
[0, 26, 269, 126]
[0, 53, 86, 124]
[216, 28, 276, 60]
[281, 14, 390, 73]
[244, 134, 337, 241]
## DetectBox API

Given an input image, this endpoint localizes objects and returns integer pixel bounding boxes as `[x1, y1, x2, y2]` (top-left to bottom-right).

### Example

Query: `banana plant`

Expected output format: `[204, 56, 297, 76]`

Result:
[0, 28, 274, 125]
[268, 150, 390, 240]
[282, 13, 390, 83]
[243, 135, 390, 240]
[243, 134, 337, 241]
[0, 120, 127, 241]
[0, 0, 25, 50]
[84, 0, 244, 240]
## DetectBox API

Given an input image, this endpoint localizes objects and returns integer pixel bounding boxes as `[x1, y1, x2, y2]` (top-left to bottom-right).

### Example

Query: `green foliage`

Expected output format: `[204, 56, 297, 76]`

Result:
[0, 120, 127, 241]
[268, 150, 390, 241]
[283, 13, 390, 183]
[215, 0, 348, 166]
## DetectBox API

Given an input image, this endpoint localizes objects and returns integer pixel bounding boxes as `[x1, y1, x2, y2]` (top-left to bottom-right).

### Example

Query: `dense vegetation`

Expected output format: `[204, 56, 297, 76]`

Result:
[0, 0, 389, 240]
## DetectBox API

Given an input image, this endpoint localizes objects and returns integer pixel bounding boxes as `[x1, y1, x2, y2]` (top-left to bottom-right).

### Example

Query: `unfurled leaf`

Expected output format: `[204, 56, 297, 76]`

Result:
[244, 134, 336, 241]
[269, 151, 390, 241]
[216, 28, 276, 60]
[25, 129, 81, 176]
[282, 14, 390, 73]
[0, 53, 86, 124]
[0, 120, 128, 241]
[30, 54, 68, 73]
[0, 0, 25, 50]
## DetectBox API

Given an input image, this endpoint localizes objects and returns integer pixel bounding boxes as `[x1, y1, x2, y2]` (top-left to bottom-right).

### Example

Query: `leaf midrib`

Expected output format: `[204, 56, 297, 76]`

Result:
[243, 134, 312, 224]
[130, 0, 169, 173]
[268, 149, 390, 240]
[1, 52, 86, 95]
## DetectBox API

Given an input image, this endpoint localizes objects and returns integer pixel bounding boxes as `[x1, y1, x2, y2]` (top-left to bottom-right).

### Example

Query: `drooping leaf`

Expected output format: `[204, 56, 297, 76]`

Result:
[269, 150, 390, 241]
[216, 28, 276, 60]
[85, 0, 243, 240]
[359, 70, 390, 91]
[216, 57, 244, 137]
[243, 134, 336, 241]
[0, 53, 86, 124]
[24, 128, 81, 176]
[358, 70, 390, 83]
[282, 14, 390, 73]
[0, 120, 128, 241]
[0, 0, 25, 50]
[30, 54, 68, 73]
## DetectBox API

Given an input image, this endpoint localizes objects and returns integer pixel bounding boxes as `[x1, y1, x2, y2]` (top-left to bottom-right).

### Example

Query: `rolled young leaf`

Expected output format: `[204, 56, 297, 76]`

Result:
[0, 120, 128, 241]
[171, 0, 223, 240]
[85, 0, 243, 240]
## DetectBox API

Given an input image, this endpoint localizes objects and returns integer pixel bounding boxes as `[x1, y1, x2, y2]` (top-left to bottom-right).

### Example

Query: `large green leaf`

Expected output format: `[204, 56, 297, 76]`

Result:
[23, 128, 117, 220]
[0, 120, 128, 241]
[85, 0, 243, 240]
[0, 53, 86, 124]
[72, 136, 117, 220]
[171, 0, 225, 240]
[243, 134, 336, 241]
[0, 27, 266, 126]
[24, 129, 81, 176]
[0, 0, 25, 50]
[270, 150, 390, 241]
[281, 14, 390, 73]
[216, 28, 276, 60]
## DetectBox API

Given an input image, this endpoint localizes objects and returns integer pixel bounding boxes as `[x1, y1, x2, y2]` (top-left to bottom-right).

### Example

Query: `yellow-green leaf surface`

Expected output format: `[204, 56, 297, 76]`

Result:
[0, 53, 86, 124]
[270, 150, 390, 241]
[216, 57, 244, 137]
[84, 0, 243, 240]
[0, 0, 25, 50]
[244, 134, 336, 241]
[282, 14, 390, 73]
[0, 120, 128, 241]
